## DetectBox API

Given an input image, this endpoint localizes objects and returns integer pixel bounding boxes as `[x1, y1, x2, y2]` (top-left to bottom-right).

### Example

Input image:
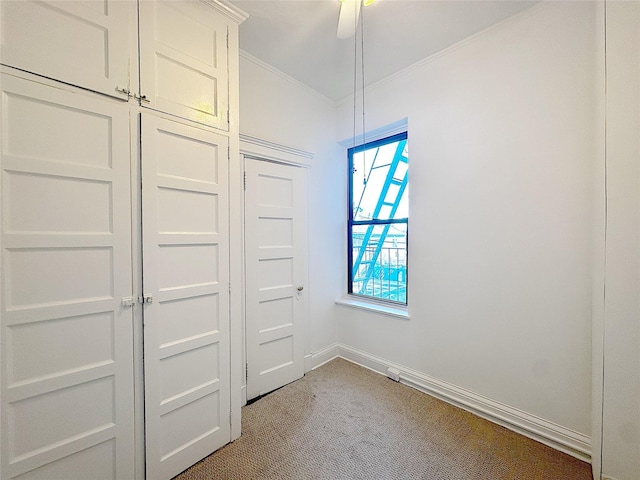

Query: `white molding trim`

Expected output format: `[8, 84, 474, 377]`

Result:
[337, 117, 409, 149]
[335, 296, 409, 320]
[335, 343, 592, 463]
[202, 0, 248, 24]
[304, 343, 340, 373]
[240, 385, 247, 407]
[239, 50, 335, 106]
[240, 134, 313, 166]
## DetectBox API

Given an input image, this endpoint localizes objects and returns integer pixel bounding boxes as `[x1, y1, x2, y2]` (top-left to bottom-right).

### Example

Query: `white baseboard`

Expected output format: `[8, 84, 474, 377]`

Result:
[304, 343, 339, 373]
[336, 343, 591, 463]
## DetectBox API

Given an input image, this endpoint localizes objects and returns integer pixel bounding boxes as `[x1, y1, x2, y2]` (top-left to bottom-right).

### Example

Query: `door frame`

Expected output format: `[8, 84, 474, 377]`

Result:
[238, 135, 313, 406]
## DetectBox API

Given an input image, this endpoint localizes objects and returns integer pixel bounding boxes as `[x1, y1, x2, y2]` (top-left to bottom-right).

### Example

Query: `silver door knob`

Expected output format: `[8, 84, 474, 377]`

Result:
[297, 286, 304, 292]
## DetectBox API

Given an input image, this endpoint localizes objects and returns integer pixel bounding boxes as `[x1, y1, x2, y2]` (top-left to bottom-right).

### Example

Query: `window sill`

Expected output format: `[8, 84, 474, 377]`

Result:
[335, 296, 409, 320]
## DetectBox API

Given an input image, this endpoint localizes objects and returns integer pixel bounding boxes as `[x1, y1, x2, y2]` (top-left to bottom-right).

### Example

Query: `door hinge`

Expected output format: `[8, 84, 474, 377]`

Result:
[243, 172, 247, 190]
[228, 282, 232, 294]
[245, 363, 248, 379]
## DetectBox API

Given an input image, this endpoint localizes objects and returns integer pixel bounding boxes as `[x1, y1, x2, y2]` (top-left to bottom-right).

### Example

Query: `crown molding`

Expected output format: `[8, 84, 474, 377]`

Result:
[239, 50, 336, 107]
[202, 0, 248, 24]
[240, 133, 314, 166]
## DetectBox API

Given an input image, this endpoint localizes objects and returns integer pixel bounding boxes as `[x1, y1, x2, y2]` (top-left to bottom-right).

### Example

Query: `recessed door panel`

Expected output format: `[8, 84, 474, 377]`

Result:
[10, 440, 116, 480]
[10, 377, 115, 458]
[155, 130, 219, 183]
[6, 247, 113, 308]
[258, 175, 294, 207]
[259, 336, 294, 373]
[139, 1, 229, 129]
[158, 294, 220, 345]
[158, 244, 219, 290]
[160, 391, 221, 460]
[0, 74, 134, 480]
[2, 92, 114, 168]
[259, 257, 293, 290]
[155, 4, 219, 67]
[5, 172, 112, 234]
[160, 343, 220, 401]
[158, 188, 219, 234]
[142, 114, 230, 480]
[0, 0, 131, 100]
[258, 217, 294, 247]
[259, 297, 294, 332]
[7, 312, 114, 385]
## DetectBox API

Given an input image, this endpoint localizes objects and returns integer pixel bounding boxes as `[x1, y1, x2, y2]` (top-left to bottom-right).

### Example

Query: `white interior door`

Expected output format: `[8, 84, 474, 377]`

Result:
[0, 74, 135, 480]
[0, 0, 132, 100]
[245, 158, 308, 400]
[141, 113, 230, 480]
[139, 0, 229, 130]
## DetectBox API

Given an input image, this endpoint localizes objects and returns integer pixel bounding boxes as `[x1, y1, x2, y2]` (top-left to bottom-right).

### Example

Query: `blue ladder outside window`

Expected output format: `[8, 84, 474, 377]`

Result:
[352, 139, 408, 297]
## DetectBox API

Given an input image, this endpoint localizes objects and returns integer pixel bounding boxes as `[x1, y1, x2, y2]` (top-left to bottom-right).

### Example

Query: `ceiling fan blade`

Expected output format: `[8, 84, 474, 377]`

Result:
[337, 0, 361, 39]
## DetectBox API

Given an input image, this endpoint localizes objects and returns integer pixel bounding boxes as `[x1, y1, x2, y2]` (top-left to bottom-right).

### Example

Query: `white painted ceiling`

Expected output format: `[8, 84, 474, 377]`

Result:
[229, 0, 538, 102]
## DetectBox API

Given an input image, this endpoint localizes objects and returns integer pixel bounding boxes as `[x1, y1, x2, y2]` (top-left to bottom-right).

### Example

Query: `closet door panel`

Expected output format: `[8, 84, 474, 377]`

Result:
[0, 1, 132, 100]
[139, 0, 229, 130]
[141, 114, 230, 480]
[0, 75, 134, 480]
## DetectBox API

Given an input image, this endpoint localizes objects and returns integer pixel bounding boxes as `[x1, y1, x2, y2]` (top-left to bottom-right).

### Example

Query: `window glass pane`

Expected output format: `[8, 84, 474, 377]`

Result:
[351, 223, 407, 303]
[351, 138, 408, 221]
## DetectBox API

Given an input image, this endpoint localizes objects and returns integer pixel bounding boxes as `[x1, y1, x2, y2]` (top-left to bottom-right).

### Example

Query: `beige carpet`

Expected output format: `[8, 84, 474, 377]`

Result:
[175, 358, 592, 480]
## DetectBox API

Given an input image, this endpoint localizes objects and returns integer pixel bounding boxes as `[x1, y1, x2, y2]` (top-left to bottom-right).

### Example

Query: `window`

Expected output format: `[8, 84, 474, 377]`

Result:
[348, 132, 408, 304]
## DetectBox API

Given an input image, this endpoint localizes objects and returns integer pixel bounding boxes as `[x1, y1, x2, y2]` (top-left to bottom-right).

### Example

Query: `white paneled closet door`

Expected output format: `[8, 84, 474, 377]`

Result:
[0, 74, 135, 480]
[139, 0, 230, 130]
[0, 0, 133, 100]
[244, 159, 307, 400]
[141, 114, 230, 480]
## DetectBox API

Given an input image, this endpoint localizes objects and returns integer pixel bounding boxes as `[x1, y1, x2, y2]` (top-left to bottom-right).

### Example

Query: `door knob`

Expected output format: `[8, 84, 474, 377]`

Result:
[297, 286, 304, 292]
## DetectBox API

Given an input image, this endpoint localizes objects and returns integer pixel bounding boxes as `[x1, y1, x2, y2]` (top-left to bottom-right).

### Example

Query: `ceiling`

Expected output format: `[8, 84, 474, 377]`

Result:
[229, 0, 539, 102]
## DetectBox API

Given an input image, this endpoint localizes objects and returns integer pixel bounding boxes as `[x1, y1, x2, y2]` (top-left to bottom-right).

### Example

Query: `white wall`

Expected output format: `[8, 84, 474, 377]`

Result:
[240, 3, 640, 475]
[598, 2, 640, 479]
[238, 54, 344, 361]
[335, 1, 597, 444]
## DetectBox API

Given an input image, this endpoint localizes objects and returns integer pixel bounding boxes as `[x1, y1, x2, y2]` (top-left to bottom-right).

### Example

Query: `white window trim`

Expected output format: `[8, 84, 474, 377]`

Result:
[335, 296, 409, 320]
[347, 129, 408, 307]
[338, 117, 408, 148]
[341, 118, 410, 314]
